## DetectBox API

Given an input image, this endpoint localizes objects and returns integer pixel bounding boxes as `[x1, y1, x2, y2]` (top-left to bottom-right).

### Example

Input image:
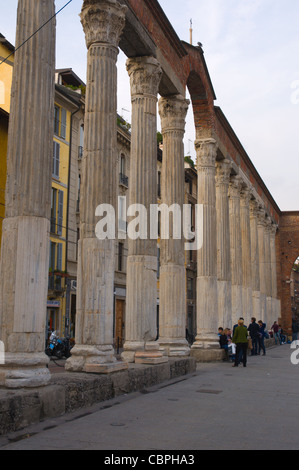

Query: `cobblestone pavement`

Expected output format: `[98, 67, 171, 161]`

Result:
[0, 344, 298, 451]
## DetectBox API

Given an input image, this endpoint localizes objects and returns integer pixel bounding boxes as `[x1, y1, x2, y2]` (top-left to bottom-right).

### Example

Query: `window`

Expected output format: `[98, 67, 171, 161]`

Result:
[158, 171, 161, 199]
[119, 155, 128, 187]
[51, 188, 57, 233]
[48, 242, 63, 290]
[60, 108, 67, 139]
[118, 242, 124, 272]
[54, 106, 60, 136]
[53, 141, 60, 178]
[50, 187, 64, 235]
[54, 106, 67, 139]
[57, 191, 64, 236]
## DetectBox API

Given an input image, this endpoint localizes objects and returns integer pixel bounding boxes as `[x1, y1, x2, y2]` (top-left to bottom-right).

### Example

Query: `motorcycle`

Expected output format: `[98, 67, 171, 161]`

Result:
[46, 330, 72, 359]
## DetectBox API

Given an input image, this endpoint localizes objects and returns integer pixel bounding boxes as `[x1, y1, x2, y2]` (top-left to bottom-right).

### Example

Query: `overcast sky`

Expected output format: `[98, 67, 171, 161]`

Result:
[1, 0, 299, 211]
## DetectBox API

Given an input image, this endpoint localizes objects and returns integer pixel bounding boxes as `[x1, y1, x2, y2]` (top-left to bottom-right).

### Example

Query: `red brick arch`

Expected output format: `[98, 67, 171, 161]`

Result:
[277, 212, 299, 333]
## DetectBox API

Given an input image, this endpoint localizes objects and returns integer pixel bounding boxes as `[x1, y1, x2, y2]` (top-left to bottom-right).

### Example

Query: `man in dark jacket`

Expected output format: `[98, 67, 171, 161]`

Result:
[248, 317, 260, 356]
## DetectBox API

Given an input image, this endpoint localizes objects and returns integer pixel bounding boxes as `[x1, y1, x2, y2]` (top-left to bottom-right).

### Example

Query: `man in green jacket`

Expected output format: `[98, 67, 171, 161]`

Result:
[232, 319, 248, 367]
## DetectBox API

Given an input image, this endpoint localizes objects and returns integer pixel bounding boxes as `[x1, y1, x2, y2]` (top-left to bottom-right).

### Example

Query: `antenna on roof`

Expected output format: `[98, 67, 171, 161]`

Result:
[190, 19, 193, 45]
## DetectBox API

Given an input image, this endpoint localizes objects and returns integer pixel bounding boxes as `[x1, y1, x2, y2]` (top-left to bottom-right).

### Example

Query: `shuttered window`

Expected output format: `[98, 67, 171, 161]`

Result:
[53, 141, 60, 178]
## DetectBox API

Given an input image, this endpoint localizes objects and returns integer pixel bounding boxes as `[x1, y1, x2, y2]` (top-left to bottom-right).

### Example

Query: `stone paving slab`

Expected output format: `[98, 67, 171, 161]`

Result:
[0, 357, 196, 436]
[0, 344, 298, 450]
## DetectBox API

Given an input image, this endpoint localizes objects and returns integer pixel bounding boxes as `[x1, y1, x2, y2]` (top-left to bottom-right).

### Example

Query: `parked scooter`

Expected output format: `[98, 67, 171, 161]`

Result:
[46, 330, 72, 359]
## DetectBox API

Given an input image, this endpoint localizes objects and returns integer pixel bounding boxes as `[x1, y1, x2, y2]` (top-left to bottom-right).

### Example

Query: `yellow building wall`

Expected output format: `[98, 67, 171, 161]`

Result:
[48, 103, 71, 336]
[0, 43, 14, 114]
[0, 113, 8, 246]
[0, 41, 14, 249]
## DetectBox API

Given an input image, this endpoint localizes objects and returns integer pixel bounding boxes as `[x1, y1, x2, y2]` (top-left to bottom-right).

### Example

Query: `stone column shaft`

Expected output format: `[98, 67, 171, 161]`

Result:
[257, 207, 267, 321]
[122, 56, 162, 363]
[66, 0, 127, 371]
[0, 0, 56, 388]
[250, 198, 261, 320]
[229, 175, 243, 326]
[191, 138, 220, 357]
[240, 185, 253, 320]
[158, 94, 190, 356]
[270, 224, 280, 324]
[265, 216, 273, 326]
[216, 159, 232, 329]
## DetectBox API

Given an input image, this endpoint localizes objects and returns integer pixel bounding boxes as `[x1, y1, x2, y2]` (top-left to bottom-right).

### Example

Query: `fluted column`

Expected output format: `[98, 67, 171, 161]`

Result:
[191, 138, 220, 358]
[122, 56, 162, 363]
[158, 94, 190, 356]
[265, 216, 273, 326]
[215, 159, 232, 329]
[257, 207, 267, 322]
[270, 224, 280, 325]
[240, 184, 253, 320]
[66, 0, 127, 371]
[228, 175, 243, 326]
[0, 0, 55, 388]
[250, 198, 261, 320]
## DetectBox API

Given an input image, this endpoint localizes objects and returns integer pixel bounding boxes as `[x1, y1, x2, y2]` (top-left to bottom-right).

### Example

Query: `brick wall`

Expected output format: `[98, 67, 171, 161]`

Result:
[277, 212, 299, 332]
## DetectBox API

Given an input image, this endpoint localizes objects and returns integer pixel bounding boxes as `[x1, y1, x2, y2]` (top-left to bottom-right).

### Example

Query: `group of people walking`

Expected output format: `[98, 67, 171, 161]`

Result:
[218, 317, 272, 368]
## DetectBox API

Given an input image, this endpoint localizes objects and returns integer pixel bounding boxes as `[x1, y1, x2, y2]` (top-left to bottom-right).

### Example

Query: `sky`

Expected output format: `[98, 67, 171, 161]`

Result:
[1, 0, 299, 212]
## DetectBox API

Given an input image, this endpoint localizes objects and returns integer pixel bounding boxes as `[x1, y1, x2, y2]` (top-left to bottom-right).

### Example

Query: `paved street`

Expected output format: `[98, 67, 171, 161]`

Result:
[0, 343, 298, 451]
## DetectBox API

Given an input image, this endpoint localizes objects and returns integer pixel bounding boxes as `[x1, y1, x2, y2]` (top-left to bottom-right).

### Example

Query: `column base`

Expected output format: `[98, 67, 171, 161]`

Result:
[121, 341, 167, 363]
[65, 344, 116, 372]
[191, 332, 220, 351]
[190, 348, 225, 363]
[158, 338, 190, 357]
[0, 353, 51, 389]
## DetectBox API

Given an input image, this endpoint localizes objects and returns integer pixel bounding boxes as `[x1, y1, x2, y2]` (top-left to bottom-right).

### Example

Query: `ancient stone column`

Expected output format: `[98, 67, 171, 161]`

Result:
[215, 159, 232, 329]
[228, 175, 243, 326]
[66, 0, 127, 371]
[240, 184, 253, 321]
[121, 56, 162, 363]
[264, 216, 273, 326]
[249, 198, 261, 320]
[270, 224, 280, 324]
[257, 207, 267, 322]
[158, 94, 190, 357]
[0, 0, 56, 388]
[191, 138, 221, 361]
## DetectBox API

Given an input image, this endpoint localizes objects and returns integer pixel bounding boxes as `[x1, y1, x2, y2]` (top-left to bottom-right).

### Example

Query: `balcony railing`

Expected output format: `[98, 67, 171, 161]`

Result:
[48, 273, 63, 292]
[119, 173, 129, 188]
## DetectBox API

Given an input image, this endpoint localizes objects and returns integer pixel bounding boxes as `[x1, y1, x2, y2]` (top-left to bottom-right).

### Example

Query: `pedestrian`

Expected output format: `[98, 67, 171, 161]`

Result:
[248, 317, 260, 355]
[218, 327, 229, 361]
[232, 319, 248, 367]
[271, 321, 281, 345]
[279, 325, 286, 344]
[232, 318, 247, 365]
[292, 318, 299, 342]
[258, 320, 266, 356]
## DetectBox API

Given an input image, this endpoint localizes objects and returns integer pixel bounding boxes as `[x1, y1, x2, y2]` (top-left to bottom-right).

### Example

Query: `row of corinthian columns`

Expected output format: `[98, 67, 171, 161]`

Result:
[0, 0, 281, 388]
[191, 138, 280, 361]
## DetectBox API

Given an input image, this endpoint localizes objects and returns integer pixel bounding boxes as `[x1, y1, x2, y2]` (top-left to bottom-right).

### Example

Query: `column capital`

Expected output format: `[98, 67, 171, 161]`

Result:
[158, 94, 190, 133]
[126, 56, 162, 97]
[228, 175, 243, 199]
[195, 138, 218, 168]
[249, 198, 259, 218]
[240, 184, 252, 206]
[216, 159, 232, 187]
[257, 207, 267, 227]
[265, 216, 273, 234]
[81, 0, 127, 49]
[270, 223, 279, 237]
